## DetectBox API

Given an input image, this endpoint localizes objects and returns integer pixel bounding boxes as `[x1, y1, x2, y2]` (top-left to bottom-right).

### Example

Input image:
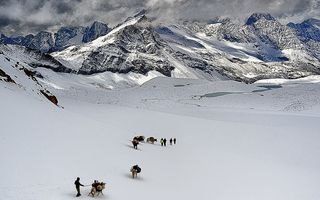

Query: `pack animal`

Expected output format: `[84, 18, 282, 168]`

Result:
[132, 139, 139, 149]
[130, 165, 141, 179]
[133, 136, 145, 142]
[146, 137, 157, 144]
[89, 181, 106, 197]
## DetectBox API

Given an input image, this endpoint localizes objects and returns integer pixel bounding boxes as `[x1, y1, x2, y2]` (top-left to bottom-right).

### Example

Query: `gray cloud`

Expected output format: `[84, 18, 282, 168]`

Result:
[0, 0, 319, 35]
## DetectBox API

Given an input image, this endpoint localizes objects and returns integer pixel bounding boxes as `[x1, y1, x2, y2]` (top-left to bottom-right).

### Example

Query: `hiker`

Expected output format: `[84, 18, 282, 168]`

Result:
[163, 138, 167, 146]
[173, 138, 176, 144]
[170, 138, 173, 145]
[160, 138, 164, 146]
[74, 177, 84, 197]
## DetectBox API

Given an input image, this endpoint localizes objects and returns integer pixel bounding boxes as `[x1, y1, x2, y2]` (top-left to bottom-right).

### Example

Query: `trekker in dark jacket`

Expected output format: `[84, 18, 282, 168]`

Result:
[74, 177, 84, 197]
[170, 138, 173, 145]
[160, 138, 164, 146]
[163, 138, 167, 146]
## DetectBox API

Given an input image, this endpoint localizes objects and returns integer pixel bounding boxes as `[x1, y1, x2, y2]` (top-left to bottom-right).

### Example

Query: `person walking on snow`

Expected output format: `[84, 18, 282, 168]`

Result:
[160, 138, 164, 146]
[74, 177, 84, 197]
[173, 138, 176, 144]
[170, 138, 173, 145]
[163, 138, 167, 146]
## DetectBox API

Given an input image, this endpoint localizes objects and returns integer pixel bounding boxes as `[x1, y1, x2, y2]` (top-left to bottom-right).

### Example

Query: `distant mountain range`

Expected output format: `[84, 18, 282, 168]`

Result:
[0, 11, 319, 83]
[0, 21, 111, 53]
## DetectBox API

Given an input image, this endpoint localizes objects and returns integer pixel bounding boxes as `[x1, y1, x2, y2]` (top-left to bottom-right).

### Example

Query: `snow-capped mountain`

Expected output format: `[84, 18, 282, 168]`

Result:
[51, 12, 319, 83]
[0, 31, 55, 53]
[1, 11, 320, 84]
[181, 13, 312, 60]
[288, 18, 320, 59]
[29, 31, 55, 53]
[246, 13, 303, 50]
[0, 21, 111, 53]
[53, 26, 87, 52]
[288, 18, 320, 42]
[52, 13, 178, 77]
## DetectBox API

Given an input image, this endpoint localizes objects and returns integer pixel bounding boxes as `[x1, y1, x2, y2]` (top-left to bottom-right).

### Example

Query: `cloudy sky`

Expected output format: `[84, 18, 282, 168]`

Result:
[0, 0, 319, 35]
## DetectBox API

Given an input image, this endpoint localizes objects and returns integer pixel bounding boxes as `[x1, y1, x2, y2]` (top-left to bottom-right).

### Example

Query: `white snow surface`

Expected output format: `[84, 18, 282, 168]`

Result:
[1, 59, 320, 200]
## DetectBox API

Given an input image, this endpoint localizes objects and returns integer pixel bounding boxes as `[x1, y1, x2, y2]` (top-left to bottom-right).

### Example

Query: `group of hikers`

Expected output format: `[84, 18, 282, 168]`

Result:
[160, 137, 176, 146]
[132, 136, 177, 149]
[74, 135, 177, 197]
[74, 164, 142, 197]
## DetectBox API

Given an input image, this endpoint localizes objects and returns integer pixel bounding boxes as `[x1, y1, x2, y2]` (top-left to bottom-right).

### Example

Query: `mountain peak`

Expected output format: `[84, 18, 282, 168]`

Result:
[124, 9, 148, 24]
[134, 9, 147, 18]
[91, 21, 107, 26]
[36, 31, 53, 37]
[57, 25, 86, 32]
[246, 13, 276, 25]
[304, 18, 320, 27]
[82, 21, 110, 43]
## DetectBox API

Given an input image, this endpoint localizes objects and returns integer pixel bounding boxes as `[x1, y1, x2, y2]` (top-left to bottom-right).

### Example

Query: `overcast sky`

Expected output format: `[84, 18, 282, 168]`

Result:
[0, 0, 319, 35]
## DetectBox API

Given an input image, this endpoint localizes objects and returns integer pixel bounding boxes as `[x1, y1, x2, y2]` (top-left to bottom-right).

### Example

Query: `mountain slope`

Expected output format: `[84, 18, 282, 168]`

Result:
[0, 45, 59, 105]
[1, 69, 320, 200]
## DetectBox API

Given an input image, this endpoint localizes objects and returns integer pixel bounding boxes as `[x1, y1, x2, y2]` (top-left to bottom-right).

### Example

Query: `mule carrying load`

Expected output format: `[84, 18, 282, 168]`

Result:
[88, 180, 106, 197]
[133, 136, 145, 142]
[132, 139, 139, 149]
[146, 137, 157, 144]
[130, 165, 141, 178]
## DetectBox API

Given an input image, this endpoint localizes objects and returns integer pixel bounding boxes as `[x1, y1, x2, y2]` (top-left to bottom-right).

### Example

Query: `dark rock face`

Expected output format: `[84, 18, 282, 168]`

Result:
[82, 21, 111, 43]
[247, 15, 303, 50]
[288, 18, 320, 42]
[246, 13, 276, 25]
[53, 26, 86, 51]
[28, 31, 55, 53]
[40, 90, 58, 106]
[0, 68, 15, 83]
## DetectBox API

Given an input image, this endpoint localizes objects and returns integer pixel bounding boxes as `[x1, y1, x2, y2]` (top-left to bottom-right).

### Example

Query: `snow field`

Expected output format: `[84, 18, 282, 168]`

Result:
[1, 76, 320, 200]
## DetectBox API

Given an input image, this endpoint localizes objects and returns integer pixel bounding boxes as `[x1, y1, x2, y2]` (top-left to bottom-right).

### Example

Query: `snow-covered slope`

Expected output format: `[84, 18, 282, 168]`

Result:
[0, 43, 169, 91]
[1, 69, 320, 200]
[0, 46, 59, 106]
